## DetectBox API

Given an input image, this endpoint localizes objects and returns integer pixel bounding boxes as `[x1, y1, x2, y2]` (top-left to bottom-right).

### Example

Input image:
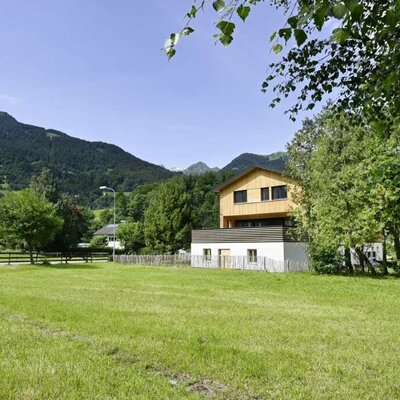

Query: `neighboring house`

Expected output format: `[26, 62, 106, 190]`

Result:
[94, 224, 123, 249]
[191, 166, 308, 271]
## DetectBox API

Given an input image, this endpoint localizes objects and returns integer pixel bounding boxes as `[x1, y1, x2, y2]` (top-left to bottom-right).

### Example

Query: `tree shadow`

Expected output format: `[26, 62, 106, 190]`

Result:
[39, 263, 102, 270]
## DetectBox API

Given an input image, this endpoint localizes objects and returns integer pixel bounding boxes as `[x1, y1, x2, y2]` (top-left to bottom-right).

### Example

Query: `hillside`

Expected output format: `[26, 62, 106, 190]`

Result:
[183, 162, 220, 175]
[222, 152, 288, 174]
[0, 112, 175, 204]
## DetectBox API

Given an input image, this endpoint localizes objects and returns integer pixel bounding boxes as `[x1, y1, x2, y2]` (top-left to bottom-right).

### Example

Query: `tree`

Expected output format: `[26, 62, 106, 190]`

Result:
[144, 178, 193, 253]
[116, 192, 129, 222]
[117, 222, 145, 253]
[286, 110, 400, 274]
[50, 196, 95, 251]
[167, 1, 400, 121]
[30, 168, 59, 203]
[127, 183, 158, 222]
[0, 190, 63, 263]
[30, 169, 94, 249]
[98, 208, 114, 226]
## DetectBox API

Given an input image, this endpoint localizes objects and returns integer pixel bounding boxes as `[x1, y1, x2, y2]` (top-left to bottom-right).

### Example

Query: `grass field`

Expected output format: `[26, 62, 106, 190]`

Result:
[0, 263, 399, 399]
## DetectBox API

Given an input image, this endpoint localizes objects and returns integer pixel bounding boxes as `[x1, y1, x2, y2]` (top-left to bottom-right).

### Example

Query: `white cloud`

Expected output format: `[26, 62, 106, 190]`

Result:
[0, 94, 18, 106]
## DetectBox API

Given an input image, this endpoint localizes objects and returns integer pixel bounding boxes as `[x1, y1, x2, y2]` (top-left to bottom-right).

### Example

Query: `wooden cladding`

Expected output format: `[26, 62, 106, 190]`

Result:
[192, 226, 296, 243]
[219, 168, 294, 227]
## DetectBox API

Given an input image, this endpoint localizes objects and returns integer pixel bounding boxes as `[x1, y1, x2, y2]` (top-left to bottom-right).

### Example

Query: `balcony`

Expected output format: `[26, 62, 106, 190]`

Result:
[192, 226, 295, 243]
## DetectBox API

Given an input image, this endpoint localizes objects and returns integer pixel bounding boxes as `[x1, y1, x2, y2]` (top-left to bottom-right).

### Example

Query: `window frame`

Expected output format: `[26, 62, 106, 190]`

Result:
[271, 185, 288, 200]
[203, 248, 212, 261]
[233, 190, 247, 204]
[261, 187, 270, 201]
[247, 249, 257, 264]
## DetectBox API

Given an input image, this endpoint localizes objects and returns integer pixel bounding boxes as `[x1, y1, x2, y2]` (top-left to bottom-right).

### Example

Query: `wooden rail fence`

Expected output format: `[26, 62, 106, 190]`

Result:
[0, 252, 110, 265]
[114, 254, 309, 273]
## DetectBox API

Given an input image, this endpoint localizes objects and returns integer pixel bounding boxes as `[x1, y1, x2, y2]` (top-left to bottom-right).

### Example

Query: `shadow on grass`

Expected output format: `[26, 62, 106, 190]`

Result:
[312, 271, 400, 280]
[39, 263, 102, 270]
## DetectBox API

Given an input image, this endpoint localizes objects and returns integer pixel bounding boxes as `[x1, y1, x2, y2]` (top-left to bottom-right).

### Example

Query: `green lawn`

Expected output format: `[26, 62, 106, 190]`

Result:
[0, 264, 399, 399]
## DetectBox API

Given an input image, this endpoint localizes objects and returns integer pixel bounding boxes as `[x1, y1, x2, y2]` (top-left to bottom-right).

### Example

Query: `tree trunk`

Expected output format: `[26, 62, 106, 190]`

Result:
[394, 235, 400, 261]
[382, 231, 388, 275]
[344, 247, 354, 273]
[28, 243, 34, 265]
[357, 248, 365, 273]
[356, 248, 376, 276]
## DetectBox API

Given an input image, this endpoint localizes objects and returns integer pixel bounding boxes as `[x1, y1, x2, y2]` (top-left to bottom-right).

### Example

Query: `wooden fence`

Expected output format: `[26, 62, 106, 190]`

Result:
[114, 254, 309, 273]
[0, 251, 110, 265]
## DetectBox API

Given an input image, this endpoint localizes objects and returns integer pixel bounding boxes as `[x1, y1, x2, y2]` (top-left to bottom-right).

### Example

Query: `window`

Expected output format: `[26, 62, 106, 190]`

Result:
[247, 249, 257, 263]
[272, 185, 288, 200]
[234, 190, 247, 203]
[261, 187, 270, 201]
[203, 248, 211, 261]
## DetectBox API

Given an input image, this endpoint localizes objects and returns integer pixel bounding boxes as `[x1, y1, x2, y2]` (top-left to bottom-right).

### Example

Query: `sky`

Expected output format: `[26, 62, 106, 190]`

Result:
[0, 1, 321, 170]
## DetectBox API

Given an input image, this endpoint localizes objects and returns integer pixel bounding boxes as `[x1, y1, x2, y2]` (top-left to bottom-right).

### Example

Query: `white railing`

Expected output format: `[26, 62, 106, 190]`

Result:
[114, 254, 309, 273]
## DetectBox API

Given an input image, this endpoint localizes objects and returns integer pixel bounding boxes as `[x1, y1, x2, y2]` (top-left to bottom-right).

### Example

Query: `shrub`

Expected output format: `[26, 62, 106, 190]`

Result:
[309, 242, 343, 274]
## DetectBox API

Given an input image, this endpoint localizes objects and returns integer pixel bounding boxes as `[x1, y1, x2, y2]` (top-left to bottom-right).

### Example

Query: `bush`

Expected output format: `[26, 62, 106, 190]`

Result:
[89, 235, 107, 248]
[309, 243, 343, 274]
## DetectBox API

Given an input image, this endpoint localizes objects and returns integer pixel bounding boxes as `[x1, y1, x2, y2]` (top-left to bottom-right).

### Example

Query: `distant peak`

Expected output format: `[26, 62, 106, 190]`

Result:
[0, 112, 18, 127]
[0, 111, 17, 121]
[183, 161, 220, 175]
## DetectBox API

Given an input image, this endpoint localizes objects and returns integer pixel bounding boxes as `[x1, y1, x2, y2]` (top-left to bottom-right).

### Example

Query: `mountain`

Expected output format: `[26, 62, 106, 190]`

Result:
[183, 162, 220, 175]
[222, 152, 288, 174]
[0, 112, 175, 204]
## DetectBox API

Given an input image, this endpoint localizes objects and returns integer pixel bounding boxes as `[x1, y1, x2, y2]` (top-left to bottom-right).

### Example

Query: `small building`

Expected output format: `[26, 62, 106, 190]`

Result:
[94, 224, 123, 249]
[191, 166, 308, 272]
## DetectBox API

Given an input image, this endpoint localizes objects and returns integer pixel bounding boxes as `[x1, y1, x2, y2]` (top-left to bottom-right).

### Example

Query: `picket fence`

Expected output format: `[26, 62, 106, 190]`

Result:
[114, 254, 309, 273]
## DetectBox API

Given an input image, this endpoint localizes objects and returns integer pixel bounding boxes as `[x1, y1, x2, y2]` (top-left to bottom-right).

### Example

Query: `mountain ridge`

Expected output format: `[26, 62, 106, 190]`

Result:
[0, 112, 175, 205]
[183, 152, 288, 176]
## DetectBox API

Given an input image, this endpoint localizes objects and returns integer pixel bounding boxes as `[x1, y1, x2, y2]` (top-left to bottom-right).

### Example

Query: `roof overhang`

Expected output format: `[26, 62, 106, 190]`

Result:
[214, 166, 286, 193]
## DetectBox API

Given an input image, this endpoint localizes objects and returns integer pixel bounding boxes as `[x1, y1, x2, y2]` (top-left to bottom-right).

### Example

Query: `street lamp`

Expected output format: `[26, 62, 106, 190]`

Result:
[99, 186, 116, 261]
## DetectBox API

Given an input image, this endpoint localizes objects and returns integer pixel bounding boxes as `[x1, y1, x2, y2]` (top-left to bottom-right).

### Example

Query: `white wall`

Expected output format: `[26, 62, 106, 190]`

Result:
[191, 242, 285, 260]
[350, 243, 383, 265]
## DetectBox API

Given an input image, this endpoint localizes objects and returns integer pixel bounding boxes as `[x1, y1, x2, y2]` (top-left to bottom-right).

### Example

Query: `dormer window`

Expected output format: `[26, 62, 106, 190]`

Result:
[234, 190, 247, 203]
[272, 185, 288, 200]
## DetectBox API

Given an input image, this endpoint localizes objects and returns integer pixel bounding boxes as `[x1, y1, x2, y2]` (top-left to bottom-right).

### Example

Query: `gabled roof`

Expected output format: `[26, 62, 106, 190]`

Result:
[94, 224, 119, 236]
[215, 166, 284, 193]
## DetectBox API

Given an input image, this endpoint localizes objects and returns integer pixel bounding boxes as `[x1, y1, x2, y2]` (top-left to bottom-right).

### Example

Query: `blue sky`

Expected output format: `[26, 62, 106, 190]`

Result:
[0, 1, 321, 169]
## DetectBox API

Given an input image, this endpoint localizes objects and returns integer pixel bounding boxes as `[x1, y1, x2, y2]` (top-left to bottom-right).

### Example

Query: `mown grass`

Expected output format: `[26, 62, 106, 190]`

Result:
[0, 263, 399, 399]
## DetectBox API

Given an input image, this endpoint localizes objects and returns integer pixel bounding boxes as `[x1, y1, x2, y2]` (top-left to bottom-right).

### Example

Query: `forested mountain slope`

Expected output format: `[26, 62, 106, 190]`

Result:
[0, 112, 175, 203]
[222, 152, 288, 174]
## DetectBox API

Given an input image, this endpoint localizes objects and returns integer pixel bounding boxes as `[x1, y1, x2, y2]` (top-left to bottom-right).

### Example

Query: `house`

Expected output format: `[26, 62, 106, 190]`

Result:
[191, 166, 308, 272]
[93, 224, 123, 249]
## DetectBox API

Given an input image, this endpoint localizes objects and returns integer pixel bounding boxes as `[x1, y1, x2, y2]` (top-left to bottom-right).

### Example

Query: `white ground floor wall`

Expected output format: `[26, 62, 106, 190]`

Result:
[190, 242, 309, 272]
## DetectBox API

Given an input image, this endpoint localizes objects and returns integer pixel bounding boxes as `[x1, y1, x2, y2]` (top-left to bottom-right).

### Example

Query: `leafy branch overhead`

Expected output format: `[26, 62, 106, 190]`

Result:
[165, 1, 400, 121]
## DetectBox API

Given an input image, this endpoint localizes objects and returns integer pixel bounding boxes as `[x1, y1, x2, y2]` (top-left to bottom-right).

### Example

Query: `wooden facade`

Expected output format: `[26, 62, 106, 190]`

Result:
[216, 167, 295, 228]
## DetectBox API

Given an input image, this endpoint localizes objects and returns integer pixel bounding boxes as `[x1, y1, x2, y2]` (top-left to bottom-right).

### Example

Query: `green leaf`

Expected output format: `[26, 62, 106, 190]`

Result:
[385, 9, 397, 29]
[332, 28, 350, 44]
[332, 2, 348, 19]
[219, 34, 233, 46]
[182, 27, 194, 36]
[170, 33, 180, 46]
[237, 5, 251, 22]
[350, 4, 363, 21]
[165, 48, 176, 60]
[216, 21, 235, 36]
[287, 16, 298, 29]
[187, 5, 197, 18]
[212, 0, 225, 12]
[273, 44, 283, 54]
[294, 29, 307, 46]
[279, 28, 292, 42]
